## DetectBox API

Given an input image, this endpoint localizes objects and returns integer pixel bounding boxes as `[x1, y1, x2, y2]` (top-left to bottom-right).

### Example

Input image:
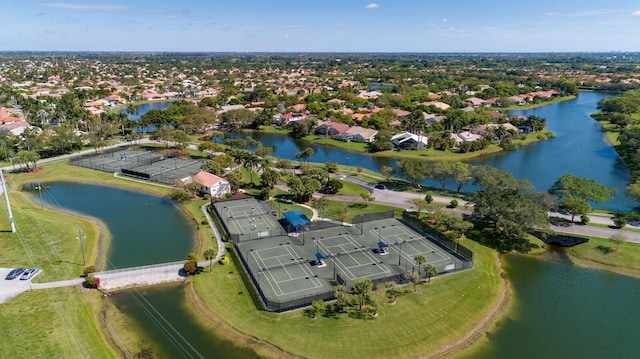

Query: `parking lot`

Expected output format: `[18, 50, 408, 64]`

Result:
[0, 267, 41, 303]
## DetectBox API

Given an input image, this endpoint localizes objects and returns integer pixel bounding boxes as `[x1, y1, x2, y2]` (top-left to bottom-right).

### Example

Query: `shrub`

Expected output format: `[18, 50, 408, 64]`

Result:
[85, 276, 100, 289]
[613, 217, 627, 229]
[448, 199, 458, 208]
[581, 214, 590, 224]
[83, 265, 96, 277]
[168, 190, 189, 202]
[183, 259, 198, 275]
[203, 194, 211, 201]
[424, 193, 433, 204]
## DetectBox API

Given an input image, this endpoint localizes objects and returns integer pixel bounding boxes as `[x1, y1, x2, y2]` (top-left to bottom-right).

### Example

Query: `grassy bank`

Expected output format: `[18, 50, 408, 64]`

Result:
[0, 286, 115, 358]
[0, 160, 213, 358]
[499, 95, 577, 110]
[256, 125, 553, 162]
[569, 236, 640, 277]
[192, 239, 503, 359]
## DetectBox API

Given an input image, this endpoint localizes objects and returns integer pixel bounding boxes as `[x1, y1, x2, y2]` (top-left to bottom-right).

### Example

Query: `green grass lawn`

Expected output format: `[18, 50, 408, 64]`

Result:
[337, 179, 369, 196]
[321, 200, 402, 221]
[0, 287, 115, 358]
[192, 239, 503, 359]
[569, 236, 640, 277]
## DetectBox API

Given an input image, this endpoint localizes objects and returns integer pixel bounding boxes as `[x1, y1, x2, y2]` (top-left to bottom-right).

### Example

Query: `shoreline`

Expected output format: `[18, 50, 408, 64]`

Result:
[429, 253, 510, 359]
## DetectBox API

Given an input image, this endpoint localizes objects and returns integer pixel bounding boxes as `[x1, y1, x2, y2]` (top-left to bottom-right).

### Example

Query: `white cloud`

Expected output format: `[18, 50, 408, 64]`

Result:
[442, 18, 447, 23]
[632, 10, 640, 16]
[365, 3, 379, 9]
[40, 3, 128, 10]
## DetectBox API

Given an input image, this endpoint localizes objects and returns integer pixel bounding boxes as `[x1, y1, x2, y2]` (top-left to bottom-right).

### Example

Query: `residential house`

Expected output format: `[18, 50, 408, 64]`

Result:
[0, 120, 32, 136]
[467, 97, 487, 107]
[191, 171, 230, 198]
[390, 132, 428, 150]
[344, 126, 378, 143]
[315, 121, 350, 137]
[451, 131, 483, 145]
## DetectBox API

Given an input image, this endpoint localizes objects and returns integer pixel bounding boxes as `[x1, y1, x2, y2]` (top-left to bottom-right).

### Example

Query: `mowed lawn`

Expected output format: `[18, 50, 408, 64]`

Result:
[193, 239, 503, 359]
[0, 287, 114, 358]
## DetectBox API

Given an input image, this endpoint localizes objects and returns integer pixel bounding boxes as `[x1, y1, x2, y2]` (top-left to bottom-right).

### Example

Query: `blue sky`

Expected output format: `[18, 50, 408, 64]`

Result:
[3, 1, 640, 52]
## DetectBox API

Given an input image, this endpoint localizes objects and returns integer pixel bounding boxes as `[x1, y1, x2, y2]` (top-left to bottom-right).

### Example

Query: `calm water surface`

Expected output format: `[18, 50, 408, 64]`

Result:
[33, 182, 196, 269]
[228, 92, 635, 211]
[470, 250, 640, 359]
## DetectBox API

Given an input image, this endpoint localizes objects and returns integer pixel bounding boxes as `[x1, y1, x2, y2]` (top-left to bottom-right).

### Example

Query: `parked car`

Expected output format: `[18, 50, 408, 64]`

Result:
[19, 268, 39, 281]
[5, 267, 25, 280]
[374, 184, 386, 190]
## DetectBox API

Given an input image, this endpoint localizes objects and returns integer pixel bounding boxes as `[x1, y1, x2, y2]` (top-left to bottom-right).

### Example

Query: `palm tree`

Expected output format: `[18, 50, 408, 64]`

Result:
[204, 248, 216, 273]
[312, 197, 330, 220]
[352, 278, 373, 311]
[413, 254, 427, 278]
[425, 264, 438, 284]
[243, 152, 260, 184]
[404, 271, 421, 293]
[310, 299, 325, 319]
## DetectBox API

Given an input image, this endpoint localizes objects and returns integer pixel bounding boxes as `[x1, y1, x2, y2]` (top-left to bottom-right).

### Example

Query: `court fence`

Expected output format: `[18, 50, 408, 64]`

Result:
[351, 210, 395, 235]
[232, 242, 335, 312]
[400, 212, 474, 264]
[210, 200, 288, 243]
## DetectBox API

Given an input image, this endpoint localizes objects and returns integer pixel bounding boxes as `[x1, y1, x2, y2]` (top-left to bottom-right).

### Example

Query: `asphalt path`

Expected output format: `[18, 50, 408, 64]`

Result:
[327, 174, 640, 244]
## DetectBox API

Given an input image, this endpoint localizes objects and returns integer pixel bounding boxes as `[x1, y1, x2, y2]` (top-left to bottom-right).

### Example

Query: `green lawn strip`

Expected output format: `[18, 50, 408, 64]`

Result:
[337, 179, 369, 196]
[0, 286, 116, 358]
[569, 236, 640, 276]
[322, 201, 401, 221]
[498, 95, 576, 110]
[1, 190, 102, 282]
[591, 112, 621, 146]
[277, 202, 314, 219]
[193, 239, 501, 359]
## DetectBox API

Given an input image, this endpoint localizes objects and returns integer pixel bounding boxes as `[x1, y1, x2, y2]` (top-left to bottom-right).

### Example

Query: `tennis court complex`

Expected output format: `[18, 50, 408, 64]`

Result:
[70, 147, 203, 184]
[216, 199, 473, 312]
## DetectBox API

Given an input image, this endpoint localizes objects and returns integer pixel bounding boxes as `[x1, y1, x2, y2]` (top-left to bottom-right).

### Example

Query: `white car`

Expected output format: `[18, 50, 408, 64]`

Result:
[19, 268, 39, 281]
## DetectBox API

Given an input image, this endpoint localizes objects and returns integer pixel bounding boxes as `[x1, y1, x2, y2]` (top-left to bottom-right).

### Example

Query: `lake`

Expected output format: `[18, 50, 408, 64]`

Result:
[226, 92, 636, 211]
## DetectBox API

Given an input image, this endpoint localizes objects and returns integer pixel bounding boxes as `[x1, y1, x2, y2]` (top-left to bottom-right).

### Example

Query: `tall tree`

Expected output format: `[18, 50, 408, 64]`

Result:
[203, 248, 216, 273]
[352, 278, 373, 311]
[397, 158, 429, 187]
[549, 174, 616, 221]
[413, 254, 427, 278]
[425, 264, 438, 284]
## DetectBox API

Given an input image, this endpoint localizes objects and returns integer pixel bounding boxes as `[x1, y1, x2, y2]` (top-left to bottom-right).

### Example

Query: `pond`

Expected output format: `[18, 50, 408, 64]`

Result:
[30, 182, 196, 269]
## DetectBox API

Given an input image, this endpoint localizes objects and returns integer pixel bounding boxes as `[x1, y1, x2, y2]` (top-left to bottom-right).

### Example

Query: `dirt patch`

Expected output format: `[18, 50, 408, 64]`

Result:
[185, 281, 301, 359]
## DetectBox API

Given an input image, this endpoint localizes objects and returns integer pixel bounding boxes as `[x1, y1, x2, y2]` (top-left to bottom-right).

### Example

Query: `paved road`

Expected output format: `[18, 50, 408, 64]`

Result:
[328, 174, 640, 244]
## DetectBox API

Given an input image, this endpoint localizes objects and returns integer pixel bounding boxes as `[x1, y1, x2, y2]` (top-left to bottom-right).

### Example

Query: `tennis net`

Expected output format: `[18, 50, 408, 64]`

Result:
[258, 258, 307, 272]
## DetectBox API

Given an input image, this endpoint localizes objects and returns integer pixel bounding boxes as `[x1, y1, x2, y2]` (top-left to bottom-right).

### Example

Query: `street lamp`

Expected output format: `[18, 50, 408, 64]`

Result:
[77, 230, 86, 266]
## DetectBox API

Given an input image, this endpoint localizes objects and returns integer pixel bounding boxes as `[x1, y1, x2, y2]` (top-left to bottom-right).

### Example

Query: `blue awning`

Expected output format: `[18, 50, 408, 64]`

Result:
[284, 210, 311, 228]
[378, 241, 388, 248]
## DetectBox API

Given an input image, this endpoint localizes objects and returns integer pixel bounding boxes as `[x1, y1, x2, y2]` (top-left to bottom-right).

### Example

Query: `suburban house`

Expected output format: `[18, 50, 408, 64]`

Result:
[467, 97, 488, 107]
[344, 126, 378, 143]
[451, 131, 483, 145]
[191, 171, 230, 198]
[315, 121, 350, 137]
[390, 132, 428, 150]
[0, 120, 32, 136]
[275, 113, 307, 126]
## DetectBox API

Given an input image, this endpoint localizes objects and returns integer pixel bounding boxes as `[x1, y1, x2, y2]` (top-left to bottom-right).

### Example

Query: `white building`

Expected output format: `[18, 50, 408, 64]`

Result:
[191, 171, 230, 198]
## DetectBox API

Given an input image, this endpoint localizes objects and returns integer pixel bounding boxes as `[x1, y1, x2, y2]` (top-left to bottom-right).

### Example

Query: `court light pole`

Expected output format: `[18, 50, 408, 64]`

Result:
[397, 240, 407, 266]
[77, 230, 86, 266]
